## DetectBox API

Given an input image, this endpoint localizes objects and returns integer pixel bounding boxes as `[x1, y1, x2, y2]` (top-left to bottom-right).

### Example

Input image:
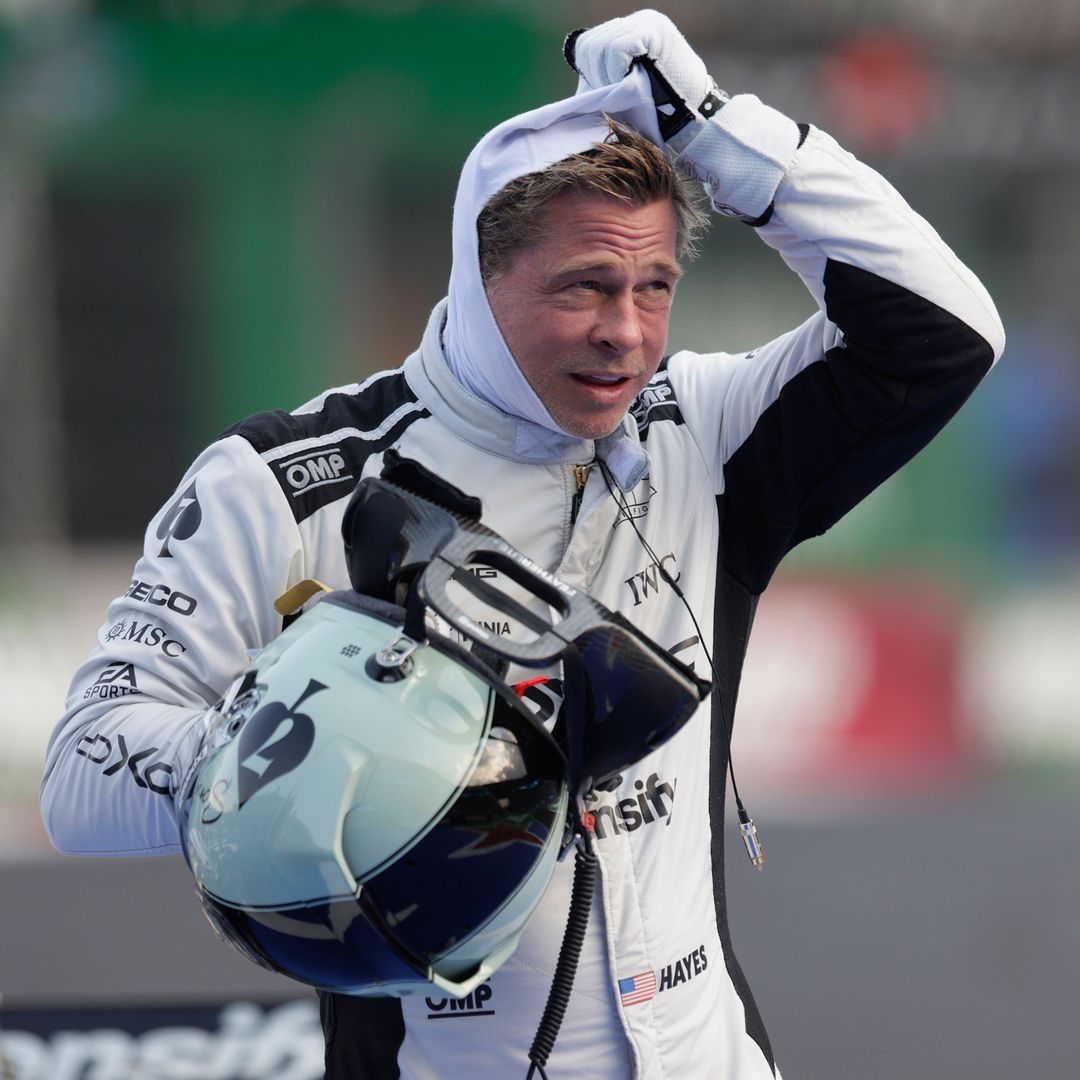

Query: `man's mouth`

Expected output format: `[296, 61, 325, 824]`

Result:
[571, 373, 631, 387]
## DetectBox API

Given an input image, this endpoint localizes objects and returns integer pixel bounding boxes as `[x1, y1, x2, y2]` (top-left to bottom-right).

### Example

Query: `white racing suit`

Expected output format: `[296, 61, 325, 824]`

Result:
[41, 104, 1003, 1079]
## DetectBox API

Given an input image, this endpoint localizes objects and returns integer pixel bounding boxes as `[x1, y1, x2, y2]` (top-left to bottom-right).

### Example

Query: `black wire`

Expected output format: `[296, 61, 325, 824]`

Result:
[525, 836, 598, 1079]
[597, 461, 748, 810]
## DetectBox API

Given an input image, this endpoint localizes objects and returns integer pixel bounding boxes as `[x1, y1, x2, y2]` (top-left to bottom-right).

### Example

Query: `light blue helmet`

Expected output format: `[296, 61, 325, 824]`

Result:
[178, 464, 708, 1002]
[179, 590, 569, 998]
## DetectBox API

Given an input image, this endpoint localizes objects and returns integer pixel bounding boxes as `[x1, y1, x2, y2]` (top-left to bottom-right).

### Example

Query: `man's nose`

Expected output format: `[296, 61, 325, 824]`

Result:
[590, 291, 644, 354]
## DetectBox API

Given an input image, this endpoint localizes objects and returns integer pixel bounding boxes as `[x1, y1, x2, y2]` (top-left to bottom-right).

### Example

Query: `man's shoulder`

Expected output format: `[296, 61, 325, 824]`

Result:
[219, 368, 424, 455]
[216, 368, 430, 523]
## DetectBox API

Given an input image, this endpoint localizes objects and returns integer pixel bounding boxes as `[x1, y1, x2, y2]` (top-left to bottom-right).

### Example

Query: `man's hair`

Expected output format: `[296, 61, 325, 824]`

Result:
[477, 117, 710, 286]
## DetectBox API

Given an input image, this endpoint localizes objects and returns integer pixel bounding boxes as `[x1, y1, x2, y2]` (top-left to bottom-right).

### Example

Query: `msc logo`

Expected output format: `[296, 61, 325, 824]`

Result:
[105, 619, 187, 657]
[425, 981, 493, 1019]
[586, 772, 676, 841]
[277, 449, 353, 497]
[624, 552, 679, 606]
[83, 662, 140, 700]
[75, 731, 173, 795]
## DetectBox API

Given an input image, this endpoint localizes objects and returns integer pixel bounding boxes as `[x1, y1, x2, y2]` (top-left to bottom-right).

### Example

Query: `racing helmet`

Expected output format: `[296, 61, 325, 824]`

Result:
[178, 464, 709, 1000]
[178, 589, 569, 999]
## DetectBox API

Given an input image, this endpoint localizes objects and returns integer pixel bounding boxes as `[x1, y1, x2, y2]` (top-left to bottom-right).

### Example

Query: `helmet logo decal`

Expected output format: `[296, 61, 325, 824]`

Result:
[156, 480, 203, 557]
[236, 679, 325, 808]
[448, 822, 547, 859]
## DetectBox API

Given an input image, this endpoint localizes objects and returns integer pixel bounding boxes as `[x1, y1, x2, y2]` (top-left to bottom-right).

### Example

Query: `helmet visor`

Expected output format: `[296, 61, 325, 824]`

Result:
[195, 699, 565, 994]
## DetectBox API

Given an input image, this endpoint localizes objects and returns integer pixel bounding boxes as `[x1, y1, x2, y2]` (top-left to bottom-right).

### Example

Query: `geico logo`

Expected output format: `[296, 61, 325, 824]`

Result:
[106, 619, 187, 657]
[282, 451, 352, 494]
[125, 580, 198, 616]
[425, 981, 493, 1017]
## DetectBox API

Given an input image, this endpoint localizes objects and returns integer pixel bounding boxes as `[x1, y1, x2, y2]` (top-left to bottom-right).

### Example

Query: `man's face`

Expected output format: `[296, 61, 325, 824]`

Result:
[486, 192, 682, 440]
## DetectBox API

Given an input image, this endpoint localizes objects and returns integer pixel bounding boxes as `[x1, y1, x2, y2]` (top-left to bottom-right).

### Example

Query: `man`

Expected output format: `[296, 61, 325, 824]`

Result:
[41, 10, 1004, 1079]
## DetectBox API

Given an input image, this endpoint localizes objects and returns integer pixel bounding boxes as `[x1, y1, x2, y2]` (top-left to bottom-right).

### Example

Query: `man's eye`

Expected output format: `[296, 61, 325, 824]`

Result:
[570, 280, 600, 291]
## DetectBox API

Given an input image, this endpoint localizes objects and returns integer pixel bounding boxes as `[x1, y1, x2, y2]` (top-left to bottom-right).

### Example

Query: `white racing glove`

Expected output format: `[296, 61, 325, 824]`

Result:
[564, 9, 726, 151]
[564, 9, 802, 223]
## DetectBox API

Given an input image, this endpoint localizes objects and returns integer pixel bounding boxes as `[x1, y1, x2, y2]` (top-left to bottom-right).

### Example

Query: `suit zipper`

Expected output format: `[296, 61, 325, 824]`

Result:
[570, 463, 593, 526]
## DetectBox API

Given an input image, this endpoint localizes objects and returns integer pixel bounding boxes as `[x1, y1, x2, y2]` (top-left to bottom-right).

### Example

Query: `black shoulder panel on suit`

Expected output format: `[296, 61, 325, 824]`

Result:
[720, 259, 995, 593]
[220, 373, 430, 524]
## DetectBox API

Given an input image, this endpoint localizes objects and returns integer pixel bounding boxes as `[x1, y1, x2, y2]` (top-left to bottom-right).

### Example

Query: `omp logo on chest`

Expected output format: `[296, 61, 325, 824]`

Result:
[425, 981, 494, 1019]
[275, 448, 353, 496]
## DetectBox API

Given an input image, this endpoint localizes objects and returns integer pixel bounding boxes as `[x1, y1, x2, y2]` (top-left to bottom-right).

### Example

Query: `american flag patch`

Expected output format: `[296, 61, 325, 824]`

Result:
[618, 971, 657, 1007]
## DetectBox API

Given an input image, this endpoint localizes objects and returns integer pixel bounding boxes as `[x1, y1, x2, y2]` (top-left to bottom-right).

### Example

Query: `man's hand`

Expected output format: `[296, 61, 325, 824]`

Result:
[564, 10, 726, 148]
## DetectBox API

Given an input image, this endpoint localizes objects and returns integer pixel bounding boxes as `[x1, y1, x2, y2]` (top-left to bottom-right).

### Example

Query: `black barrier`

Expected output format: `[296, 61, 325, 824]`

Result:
[0, 998, 322, 1080]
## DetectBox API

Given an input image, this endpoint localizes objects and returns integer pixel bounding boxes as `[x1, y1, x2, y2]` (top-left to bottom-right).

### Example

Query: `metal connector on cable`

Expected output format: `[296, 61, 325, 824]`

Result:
[738, 803, 764, 870]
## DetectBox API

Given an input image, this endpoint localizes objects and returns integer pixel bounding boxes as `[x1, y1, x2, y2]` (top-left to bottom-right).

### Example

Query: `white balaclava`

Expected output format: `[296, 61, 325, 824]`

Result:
[443, 66, 662, 484]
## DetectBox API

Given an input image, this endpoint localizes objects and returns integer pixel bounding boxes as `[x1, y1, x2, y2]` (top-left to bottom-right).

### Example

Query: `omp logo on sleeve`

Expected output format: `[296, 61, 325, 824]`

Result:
[157, 481, 202, 557]
[276, 448, 353, 497]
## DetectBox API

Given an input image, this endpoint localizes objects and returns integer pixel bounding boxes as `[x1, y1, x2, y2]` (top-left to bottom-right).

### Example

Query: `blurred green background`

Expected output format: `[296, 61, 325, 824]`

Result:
[2, 0, 1078, 829]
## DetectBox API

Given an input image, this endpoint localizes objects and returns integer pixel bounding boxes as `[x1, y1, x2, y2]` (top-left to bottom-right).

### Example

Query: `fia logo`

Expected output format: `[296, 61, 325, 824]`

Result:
[157, 480, 202, 557]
